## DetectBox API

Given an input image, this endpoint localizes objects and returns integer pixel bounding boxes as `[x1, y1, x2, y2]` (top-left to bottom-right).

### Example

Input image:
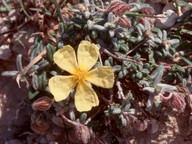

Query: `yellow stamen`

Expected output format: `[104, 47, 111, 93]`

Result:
[73, 68, 88, 83]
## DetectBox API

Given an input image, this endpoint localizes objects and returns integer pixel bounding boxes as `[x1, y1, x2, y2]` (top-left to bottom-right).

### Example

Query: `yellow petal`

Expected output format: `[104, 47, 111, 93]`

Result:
[53, 45, 78, 74]
[49, 76, 77, 102]
[75, 81, 99, 112]
[85, 66, 114, 88]
[77, 40, 99, 71]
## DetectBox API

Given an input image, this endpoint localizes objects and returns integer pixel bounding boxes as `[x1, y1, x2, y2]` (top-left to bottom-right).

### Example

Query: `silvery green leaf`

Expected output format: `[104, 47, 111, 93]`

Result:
[181, 29, 192, 35]
[38, 60, 49, 70]
[108, 57, 113, 65]
[155, 51, 163, 57]
[80, 113, 87, 124]
[146, 93, 154, 110]
[187, 75, 192, 83]
[148, 34, 155, 41]
[143, 63, 150, 69]
[46, 44, 56, 62]
[150, 65, 164, 86]
[176, 0, 192, 8]
[148, 50, 155, 64]
[27, 65, 39, 74]
[162, 49, 172, 57]
[121, 93, 132, 107]
[116, 32, 124, 38]
[157, 83, 178, 91]
[143, 87, 155, 93]
[154, 38, 162, 44]
[127, 91, 133, 99]
[139, 80, 149, 87]
[118, 114, 127, 126]
[115, 52, 126, 58]
[137, 64, 143, 71]
[170, 39, 180, 48]
[157, 29, 163, 39]
[175, 72, 183, 81]
[130, 63, 137, 70]
[162, 30, 167, 40]
[91, 30, 98, 39]
[107, 12, 114, 22]
[122, 60, 129, 67]
[32, 74, 39, 90]
[164, 44, 170, 51]
[69, 111, 76, 121]
[151, 27, 159, 33]
[136, 25, 143, 36]
[128, 109, 135, 114]
[28, 90, 39, 100]
[58, 22, 64, 34]
[70, 9, 81, 13]
[131, 73, 136, 79]
[38, 74, 43, 90]
[142, 69, 150, 75]
[30, 48, 37, 62]
[136, 72, 143, 79]
[137, 35, 143, 41]
[84, 11, 91, 19]
[93, 17, 104, 23]
[128, 37, 137, 43]
[171, 64, 185, 73]
[180, 56, 192, 65]
[41, 72, 47, 88]
[16, 54, 23, 71]
[133, 53, 141, 60]
[34, 41, 43, 55]
[182, 79, 187, 87]
[1, 71, 18, 77]
[104, 60, 111, 66]
[120, 43, 129, 52]
[92, 25, 106, 31]
[87, 20, 94, 29]
[112, 107, 122, 114]
[147, 39, 158, 47]
[118, 68, 128, 79]
[104, 22, 116, 29]
[112, 65, 122, 72]
[122, 103, 131, 112]
[137, 23, 145, 31]
[109, 30, 115, 37]
[49, 71, 57, 76]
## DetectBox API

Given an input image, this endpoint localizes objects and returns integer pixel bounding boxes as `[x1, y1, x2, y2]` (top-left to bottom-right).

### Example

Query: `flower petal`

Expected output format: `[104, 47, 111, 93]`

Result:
[53, 45, 78, 74]
[85, 66, 114, 88]
[77, 40, 99, 71]
[49, 76, 76, 102]
[75, 81, 99, 112]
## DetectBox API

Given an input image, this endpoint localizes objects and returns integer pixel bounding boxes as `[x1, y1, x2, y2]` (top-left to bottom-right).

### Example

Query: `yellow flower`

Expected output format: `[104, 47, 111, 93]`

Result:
[49, 41, 114, 112]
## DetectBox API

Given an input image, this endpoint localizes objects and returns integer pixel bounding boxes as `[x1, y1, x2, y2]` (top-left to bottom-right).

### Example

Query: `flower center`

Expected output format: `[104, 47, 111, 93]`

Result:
[73, 69, 88, 83]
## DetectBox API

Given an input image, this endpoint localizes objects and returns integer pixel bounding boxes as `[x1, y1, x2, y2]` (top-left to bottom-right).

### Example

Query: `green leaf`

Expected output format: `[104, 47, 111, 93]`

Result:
[176, 0, 192, 9]
[80, 113, 87, 124]
[180, 56, 192, 65]
[16, 54, 23, 71]
[28, 90, 39, 99]
[150, 65, 164, 86]
[171, 64, 185, 73]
